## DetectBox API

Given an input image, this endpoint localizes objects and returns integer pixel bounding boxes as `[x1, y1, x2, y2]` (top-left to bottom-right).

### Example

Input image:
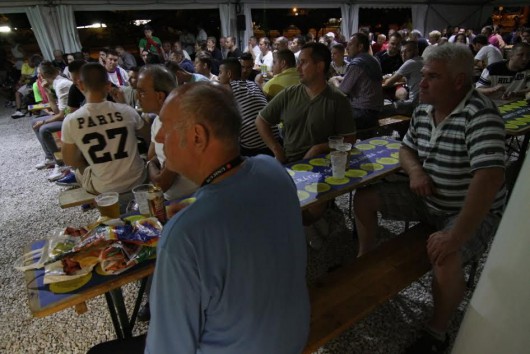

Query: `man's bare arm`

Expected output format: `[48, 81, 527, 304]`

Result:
[136, 118, 151, 145]
[148, 157, 179, 192]
[399, 145, 434, 196]
[303, 133, 356, 160]
[62, 143, 88, 169]
[382, 73, 405, 88]
[255, 114, 286, 163]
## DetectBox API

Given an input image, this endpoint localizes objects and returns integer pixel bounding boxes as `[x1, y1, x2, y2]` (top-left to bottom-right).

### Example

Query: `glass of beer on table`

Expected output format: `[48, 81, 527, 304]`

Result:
[95, 192, 120, 219]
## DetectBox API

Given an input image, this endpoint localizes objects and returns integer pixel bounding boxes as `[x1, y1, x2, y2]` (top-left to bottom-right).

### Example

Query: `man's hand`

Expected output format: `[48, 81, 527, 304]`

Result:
[32, 120, 46, 130]
[409, 169, 435, 196]
[255, 73, 265, 86]
[502, 89, 527, 100]
[493, 84, 506, 94]
[427, 230, 462, 266]
[328, 76, 343, 87]
[110, 87, 126, 104]
[303, 145, 326, 160]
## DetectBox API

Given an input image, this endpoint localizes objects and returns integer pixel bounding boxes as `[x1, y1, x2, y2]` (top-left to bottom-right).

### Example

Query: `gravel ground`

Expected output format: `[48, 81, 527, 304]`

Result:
[0, 102, 485, 354]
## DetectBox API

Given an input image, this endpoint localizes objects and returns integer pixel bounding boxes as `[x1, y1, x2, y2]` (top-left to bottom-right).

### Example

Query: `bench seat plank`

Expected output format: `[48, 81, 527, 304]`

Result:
[303, 223, 433, 353]
[59, 188, 96, 209]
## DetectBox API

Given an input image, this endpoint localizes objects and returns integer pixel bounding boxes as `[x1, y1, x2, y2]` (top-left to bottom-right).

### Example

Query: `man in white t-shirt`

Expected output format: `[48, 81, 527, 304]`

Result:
[254, 37, 273, 72]
[61, 63, 149, 194]
[137, 64, 198, 201]
[472, 34, 503, 70]
[31, 61, 74, 180]
[132, 64, 198, 323]
[244, 36, 261, 60]
[105, 48, 129, 88]
[290, 35, 306, 61]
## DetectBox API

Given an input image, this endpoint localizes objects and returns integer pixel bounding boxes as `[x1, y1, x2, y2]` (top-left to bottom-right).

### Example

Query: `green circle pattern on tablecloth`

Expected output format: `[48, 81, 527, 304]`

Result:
[297, 190, 310, 202]
[292, 164, 313, 171]
[386, 143, 401, 150]
[368, 139, 389, 146]
[356, 144, 376, 151]
[376, 157, 399, 165]
[361, 163, 384, 171]
[345, 169, 368, 178]
[325, 176, 350, 185]
[309, 158, 330, 167]
[305, 182, 331, 193]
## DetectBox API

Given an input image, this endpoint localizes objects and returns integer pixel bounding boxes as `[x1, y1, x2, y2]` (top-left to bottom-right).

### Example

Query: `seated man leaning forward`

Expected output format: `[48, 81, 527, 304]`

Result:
[145, 82, 310, 353]
[61, 63, 150, 194]
[354, 44, 506, 354]
[256, 42, 356, 163]
[256, 42, 356, 247]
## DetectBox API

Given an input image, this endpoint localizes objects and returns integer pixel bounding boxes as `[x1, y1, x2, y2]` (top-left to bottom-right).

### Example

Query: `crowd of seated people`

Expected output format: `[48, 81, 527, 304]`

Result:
[6, 20, 530, 354]
[3, 20, 530, 354]
[12, 21, 528, 203]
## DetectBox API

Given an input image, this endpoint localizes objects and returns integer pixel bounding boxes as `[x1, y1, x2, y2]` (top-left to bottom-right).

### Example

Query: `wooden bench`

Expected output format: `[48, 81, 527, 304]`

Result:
[59, 187, 97, 209]
[303, 223, 433, 353]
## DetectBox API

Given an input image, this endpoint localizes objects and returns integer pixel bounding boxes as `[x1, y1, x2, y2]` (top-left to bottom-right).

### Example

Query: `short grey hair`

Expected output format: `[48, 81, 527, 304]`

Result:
[139, 64, 177, 96]
[423, 43, 474, 86]
[174, 82, 241, 146]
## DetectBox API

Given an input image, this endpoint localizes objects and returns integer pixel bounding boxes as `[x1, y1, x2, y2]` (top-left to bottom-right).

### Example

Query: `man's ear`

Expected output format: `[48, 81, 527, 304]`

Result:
[193, 123, 209, 153]
[454, 72, 466, 91]
[316, 60, 325, 73]
[157, 91, 167, 105]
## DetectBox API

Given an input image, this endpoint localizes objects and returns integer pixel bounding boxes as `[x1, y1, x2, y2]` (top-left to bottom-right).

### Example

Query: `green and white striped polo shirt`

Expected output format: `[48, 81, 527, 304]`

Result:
[403, 89, 506, 216]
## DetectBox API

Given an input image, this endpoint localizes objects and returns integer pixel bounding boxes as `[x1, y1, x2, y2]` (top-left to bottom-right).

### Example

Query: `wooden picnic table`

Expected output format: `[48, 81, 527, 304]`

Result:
[24, 137, 403, 345]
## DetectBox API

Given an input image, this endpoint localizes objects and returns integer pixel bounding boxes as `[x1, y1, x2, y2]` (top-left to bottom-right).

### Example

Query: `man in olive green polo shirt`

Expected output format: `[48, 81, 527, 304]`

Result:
[256, 42, 356, 248]
[256, 42, 356, 163]
[256, 49, 300, 99]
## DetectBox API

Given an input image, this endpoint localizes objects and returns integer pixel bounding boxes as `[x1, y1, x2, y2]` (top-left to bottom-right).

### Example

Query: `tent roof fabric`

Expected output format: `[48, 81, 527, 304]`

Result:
[1, 0, 529, 8]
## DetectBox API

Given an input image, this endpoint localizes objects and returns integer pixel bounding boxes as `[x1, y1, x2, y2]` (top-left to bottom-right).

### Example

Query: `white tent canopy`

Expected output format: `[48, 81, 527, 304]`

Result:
[0, 0, 528, 60]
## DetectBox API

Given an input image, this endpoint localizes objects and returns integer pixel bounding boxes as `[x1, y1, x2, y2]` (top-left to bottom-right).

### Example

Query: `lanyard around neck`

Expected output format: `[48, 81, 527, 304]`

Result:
[201, 156, 243, 187]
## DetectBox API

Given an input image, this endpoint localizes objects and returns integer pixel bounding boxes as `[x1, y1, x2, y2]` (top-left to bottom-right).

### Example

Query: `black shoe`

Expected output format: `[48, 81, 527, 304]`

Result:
[138, 302, 150, 322]
[404, 329, 449, 354]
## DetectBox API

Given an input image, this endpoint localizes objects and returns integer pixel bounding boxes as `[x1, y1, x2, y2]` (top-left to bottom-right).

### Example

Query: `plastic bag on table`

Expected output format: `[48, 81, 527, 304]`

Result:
[99, 242, 156, 275]
[43, 260, 95, 284]
[124, 217, 163, 247]
[13, 227, 88, 271]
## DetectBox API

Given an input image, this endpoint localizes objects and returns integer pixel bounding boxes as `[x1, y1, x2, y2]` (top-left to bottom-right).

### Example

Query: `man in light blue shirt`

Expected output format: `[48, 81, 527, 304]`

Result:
[146, 82, 309, 354]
